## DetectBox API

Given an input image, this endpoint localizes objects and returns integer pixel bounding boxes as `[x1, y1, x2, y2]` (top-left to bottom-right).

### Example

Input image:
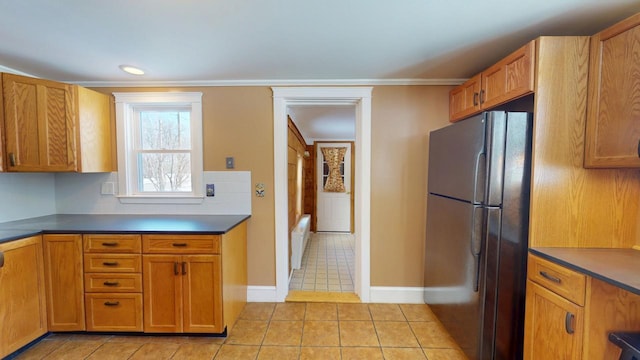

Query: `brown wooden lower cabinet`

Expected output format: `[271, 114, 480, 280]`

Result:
[85, 293, 143, 331]
[524, 280, 584, 360]
[43, 234, 85, 331]
[142, 254, 223, 333]
[0, 236, 47, 358]
[524, 254, 640, 359]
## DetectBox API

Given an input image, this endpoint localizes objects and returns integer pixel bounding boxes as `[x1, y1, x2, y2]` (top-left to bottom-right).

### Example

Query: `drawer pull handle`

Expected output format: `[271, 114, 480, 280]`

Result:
[473, 92, 479, 106]
[479, 89, 485, 104]
[9, 153, 16, 167]
[104, 301, 120, 306]
[0, 252, 4, 268]
[103, 281, 120, 286]
[101, 242, 118, 247]
[182, 261, 187, 275]
[174, 262, 179, 275]
[565, 312, 575, 334]
[540, 271, 561, 283]
[103, 261, 119, 266]
[172, 243, 188, 247]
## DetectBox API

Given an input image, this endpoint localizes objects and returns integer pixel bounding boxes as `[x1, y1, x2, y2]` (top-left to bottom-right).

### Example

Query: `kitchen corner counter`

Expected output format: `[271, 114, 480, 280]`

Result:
[0, 214, 250, 244]
[530, 247, 640, 296]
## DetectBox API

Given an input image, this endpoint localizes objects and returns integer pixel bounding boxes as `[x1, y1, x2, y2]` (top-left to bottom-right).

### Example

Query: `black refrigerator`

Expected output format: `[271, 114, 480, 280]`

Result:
[423, 111, 532, 360]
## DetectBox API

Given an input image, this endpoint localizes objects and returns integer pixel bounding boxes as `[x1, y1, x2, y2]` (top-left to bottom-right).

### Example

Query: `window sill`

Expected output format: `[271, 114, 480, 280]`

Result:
[116, 196, 205, 205]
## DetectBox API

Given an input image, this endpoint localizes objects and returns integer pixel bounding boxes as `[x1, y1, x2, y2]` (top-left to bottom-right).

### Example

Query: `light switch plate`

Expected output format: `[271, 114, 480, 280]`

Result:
[226, 157, 235, 169]
[101, 182, 115, 195]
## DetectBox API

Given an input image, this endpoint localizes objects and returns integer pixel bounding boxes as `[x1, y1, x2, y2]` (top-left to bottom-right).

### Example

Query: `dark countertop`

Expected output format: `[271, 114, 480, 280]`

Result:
[530, 247, 640, 296]
[0, 214, 250, 244]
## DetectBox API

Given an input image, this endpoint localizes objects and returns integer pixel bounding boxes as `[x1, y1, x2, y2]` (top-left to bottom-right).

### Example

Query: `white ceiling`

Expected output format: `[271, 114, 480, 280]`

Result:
[288, 106, 356, 144]
[2, 1, 639, 140]
[0, 0, 639, 85]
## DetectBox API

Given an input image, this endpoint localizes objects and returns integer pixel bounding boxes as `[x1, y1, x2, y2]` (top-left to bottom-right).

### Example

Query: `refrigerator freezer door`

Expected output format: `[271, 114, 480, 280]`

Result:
[427, 113, 486, 203]
[424, 193, 483, 359]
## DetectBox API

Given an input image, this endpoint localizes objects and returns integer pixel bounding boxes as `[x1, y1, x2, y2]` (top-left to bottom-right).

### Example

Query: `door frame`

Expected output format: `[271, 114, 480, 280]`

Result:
[315, 141, 355, 233]
[272, 87, 372, 302]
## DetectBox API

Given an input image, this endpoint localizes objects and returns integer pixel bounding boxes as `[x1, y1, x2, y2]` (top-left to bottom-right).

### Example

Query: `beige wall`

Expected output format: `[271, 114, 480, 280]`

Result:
[94, 85, 453, 288]
[370, 86, 452, 287]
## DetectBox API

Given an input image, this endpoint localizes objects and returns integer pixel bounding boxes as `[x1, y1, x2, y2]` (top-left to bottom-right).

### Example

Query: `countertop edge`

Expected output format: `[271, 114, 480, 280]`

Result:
[0, 214, 251, 244]
[529, 247, 640, 296]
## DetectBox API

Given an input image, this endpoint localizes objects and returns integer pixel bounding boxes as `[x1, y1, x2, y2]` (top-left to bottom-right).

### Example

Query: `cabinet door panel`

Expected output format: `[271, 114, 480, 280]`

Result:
[524, 281, 583, 360]
[143, 255, 182, 332]
[0, 236, 47, 358]
[182, 255, 223, 333]
[449, 74, 481, 122]
[43, 234, 85, 331]
[481, 41, 534, 109]
[2, 73, 76, 171]
[585, 14, 640, 167]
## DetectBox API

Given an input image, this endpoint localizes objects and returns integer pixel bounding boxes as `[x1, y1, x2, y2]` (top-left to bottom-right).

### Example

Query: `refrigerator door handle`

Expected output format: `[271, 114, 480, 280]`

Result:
[470, 206, 484, 292]
[472, 151, 486, 204]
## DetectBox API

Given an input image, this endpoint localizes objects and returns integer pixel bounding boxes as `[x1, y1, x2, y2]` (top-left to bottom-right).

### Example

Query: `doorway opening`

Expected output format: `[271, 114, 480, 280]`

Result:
[272, 87, 372, 302]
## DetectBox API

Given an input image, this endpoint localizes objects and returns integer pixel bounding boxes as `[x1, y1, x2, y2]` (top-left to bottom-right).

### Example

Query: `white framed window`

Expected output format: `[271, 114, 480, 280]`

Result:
[114, 92, 204, 203]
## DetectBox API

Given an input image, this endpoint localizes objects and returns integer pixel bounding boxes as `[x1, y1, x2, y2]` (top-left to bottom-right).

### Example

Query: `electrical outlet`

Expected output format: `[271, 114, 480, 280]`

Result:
[206, 184, 215, 197]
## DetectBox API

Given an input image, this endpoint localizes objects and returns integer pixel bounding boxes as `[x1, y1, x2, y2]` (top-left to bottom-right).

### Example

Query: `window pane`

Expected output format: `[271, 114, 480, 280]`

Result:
[138, 153, 192, 192]
[139, 110, 191, 150]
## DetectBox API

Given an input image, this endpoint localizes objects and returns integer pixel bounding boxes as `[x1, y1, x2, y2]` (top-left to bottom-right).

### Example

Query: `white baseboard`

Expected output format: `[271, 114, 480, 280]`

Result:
[369, 286, 425, 304]
[247, 286, 278, 302]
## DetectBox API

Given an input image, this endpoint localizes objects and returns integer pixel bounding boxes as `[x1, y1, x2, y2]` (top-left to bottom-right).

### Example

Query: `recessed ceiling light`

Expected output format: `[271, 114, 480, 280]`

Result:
[119, 65, 145, 75]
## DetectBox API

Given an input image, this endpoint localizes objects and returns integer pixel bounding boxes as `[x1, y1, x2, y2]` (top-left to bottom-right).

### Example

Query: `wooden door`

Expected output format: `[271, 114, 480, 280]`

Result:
[481, 40, 535, 109]
[316, 142, 353, 232]
[449, 74, 481, 122]
[585, 13, 640, 168]
[2, 73, 76, 171]
[182, 255, 223, 333]
[0, 236, 47, 358]
[43, 234, 85, 331]
[143, 255, 182, 332]
[523, 281, 584, 360]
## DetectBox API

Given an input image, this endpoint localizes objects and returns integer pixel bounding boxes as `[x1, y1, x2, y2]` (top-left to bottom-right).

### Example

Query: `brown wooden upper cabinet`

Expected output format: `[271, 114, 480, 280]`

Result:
[449, 40, 535, 122]
[2, 73, 112, 172]
[584, 13, 640, 168]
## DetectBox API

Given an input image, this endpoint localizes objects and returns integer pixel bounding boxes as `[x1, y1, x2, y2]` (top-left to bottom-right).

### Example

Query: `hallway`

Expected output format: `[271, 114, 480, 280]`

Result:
[289, 233, 355, 292]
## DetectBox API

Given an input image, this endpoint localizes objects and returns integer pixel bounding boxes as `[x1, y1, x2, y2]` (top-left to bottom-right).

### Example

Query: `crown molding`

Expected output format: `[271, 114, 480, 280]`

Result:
[72, 78, 466, 88]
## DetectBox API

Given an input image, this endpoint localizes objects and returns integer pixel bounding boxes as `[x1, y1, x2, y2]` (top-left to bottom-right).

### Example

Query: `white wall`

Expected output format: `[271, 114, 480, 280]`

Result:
[55, 171, 252, 215]
[0, 173, 57, 222]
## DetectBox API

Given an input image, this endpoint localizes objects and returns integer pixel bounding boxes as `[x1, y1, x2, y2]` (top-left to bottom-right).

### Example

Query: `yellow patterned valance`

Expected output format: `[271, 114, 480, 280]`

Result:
[321, 147, 347, 192]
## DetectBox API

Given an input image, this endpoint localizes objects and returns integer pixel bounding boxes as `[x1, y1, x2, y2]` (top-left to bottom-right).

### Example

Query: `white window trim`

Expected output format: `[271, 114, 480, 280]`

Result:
[114, 92, 204, 204]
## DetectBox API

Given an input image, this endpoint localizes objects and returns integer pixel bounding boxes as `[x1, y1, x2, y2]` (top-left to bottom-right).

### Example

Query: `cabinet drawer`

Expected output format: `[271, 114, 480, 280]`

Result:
[528, 255, 586, 306]
[83, 234, 141, 253]
[142, 234, 221, 254]
[84, 273, 142, 292]
[84, 254, 141, 273]
[85, 293, 143, 332]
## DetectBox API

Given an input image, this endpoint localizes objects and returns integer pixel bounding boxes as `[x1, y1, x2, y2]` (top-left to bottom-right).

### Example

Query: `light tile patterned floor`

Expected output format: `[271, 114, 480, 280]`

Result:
[289, 232, 355, 292]
[11, 302, 467, 360]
